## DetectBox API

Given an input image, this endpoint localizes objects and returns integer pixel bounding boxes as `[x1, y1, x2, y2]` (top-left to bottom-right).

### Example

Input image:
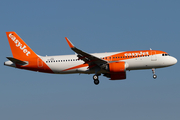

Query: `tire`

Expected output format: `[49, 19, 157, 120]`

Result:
[153, 74, 157, 79]
[94, 80, 99, 85]
[93, 75, 98, 80]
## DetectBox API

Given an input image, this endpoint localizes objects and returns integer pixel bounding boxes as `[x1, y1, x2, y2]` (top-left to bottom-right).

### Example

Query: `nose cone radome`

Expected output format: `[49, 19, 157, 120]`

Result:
[170, 57, 177, 65]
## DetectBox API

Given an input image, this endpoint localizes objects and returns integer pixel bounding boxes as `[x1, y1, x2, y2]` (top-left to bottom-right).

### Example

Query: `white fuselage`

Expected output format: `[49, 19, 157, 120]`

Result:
[39, 52, 177, 74]
[4, 31, 178, 85]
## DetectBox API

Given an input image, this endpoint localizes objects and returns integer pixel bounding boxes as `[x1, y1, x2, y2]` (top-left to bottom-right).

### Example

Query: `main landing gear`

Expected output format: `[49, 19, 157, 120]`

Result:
[93, 75, 100, 85]
[152, 68, 157, 79]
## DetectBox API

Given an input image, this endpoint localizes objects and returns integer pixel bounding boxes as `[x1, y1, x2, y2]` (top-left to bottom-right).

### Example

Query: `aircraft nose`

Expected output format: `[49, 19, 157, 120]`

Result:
[170, 57, 177, 65]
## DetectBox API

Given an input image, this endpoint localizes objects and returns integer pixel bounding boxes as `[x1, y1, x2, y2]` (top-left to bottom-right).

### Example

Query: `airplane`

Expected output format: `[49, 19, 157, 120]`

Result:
[4, 31, 177, 85]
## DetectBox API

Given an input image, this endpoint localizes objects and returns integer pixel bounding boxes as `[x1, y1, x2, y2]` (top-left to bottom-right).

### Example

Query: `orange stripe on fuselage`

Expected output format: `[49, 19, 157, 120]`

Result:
[104, 50, 166, 61]
[62, 63, 89, 71]
[16, 57, 54, 73]
[62, 50, 166, 72]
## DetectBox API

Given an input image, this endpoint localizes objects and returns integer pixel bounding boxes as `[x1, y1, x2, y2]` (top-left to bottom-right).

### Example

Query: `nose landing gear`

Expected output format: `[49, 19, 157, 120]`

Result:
[153, 74, 157, 79]
[93, 75, 100, 85]
[152, 68, 157, 79]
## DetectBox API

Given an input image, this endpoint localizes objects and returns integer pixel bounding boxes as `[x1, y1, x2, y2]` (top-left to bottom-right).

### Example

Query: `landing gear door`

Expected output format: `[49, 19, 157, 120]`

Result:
[151, 51, 157, 61]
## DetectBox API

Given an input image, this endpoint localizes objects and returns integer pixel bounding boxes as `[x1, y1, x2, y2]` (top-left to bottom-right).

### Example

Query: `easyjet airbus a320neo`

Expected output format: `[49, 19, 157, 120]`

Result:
[4, 32, 177, 85]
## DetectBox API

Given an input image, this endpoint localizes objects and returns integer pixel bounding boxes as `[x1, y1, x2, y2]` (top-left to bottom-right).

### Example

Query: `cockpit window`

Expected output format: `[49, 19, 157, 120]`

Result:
[162, 53, 169, 56]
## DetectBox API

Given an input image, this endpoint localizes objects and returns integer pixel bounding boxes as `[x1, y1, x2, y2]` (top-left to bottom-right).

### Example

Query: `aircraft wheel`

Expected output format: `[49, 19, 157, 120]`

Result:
[93, 75, 98, 80]
[94, 80, 99, 85]
[153, 74, 157, 79]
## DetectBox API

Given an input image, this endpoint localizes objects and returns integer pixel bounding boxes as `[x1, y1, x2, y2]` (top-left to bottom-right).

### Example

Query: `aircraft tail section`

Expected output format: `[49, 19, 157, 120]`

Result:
[6, 57, 27, 65]
[5, 32, 53, 73]
[6, 32, 37, 60]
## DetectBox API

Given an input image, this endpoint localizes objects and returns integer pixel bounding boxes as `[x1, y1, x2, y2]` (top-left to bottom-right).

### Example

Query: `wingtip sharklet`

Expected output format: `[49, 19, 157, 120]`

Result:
[65, 37, 74, 48]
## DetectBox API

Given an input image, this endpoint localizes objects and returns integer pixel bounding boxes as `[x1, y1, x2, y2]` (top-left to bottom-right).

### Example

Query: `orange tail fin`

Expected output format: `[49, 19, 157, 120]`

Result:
[6, 31, 37, 60]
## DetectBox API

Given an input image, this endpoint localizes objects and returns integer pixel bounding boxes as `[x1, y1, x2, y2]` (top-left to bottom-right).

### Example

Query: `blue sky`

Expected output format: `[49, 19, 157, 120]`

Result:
[0, 0, 180, 120]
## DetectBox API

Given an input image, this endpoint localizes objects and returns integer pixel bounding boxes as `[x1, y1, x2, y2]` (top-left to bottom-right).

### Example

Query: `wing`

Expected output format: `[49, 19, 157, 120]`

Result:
[65, 37, 108, 67]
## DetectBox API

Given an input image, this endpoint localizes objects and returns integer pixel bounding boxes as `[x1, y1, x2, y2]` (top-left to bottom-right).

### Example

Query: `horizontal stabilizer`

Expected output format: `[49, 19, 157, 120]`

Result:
[6, 57, 27, 65]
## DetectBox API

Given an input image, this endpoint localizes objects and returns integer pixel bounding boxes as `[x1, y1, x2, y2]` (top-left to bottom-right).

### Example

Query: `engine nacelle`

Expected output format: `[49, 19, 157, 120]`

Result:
[108, 62, 126, 73]
[105, 62, 127, 80]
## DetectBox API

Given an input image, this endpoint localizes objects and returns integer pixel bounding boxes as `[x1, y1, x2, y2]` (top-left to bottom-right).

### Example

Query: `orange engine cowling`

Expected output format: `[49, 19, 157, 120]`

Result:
[106, 62, 127, 80]
[108, 62, 126, 73]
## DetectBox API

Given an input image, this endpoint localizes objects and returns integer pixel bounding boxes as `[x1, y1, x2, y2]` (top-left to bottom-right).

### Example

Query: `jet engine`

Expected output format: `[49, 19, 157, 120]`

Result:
[103, 62, 127, 80]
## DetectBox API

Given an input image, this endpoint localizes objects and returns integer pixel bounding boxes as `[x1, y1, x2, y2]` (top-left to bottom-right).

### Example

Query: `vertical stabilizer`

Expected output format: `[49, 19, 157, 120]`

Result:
[6, 32, 37, 60]
[5, 32, 53, 73]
